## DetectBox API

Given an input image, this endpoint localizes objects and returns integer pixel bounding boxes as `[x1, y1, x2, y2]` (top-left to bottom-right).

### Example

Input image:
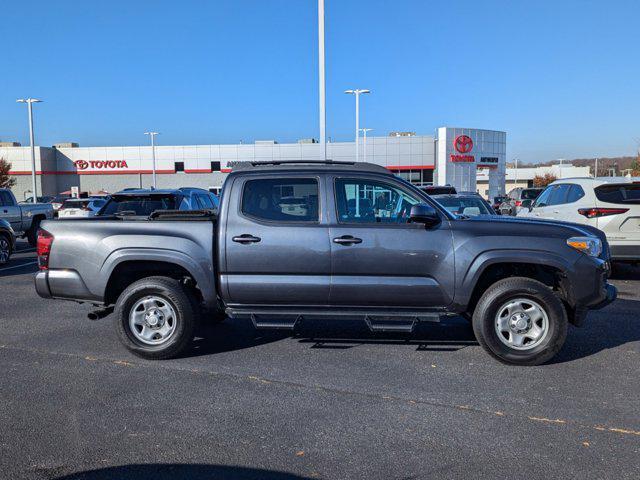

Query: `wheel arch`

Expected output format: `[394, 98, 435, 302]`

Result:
[458, 250, 574, 318]
[101, 249, 216, 308]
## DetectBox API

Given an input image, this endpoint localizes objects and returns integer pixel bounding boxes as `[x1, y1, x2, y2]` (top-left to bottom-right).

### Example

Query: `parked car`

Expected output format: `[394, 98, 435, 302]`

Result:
[58, 197, 109, 218]
[431, 193, 496, 217]
[492, 195, 509, 213]
[0, 189, 54, 246]
[419, 185, 457, 196]
[500, 187, 544, 216]
[0, 218, 16, 265]
[518, 177, 640, 262]
[35, 160, 616, 366]
[97, 188, 219, 217]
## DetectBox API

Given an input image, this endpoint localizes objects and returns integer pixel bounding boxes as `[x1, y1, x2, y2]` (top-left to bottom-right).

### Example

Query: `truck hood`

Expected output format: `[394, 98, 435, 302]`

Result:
[463, 214, 607, 243]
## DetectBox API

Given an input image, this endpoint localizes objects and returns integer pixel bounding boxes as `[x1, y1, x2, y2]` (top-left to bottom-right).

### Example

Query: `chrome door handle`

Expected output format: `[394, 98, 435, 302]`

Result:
[333, 235, 362, 245]
[232, 234, 261, 244]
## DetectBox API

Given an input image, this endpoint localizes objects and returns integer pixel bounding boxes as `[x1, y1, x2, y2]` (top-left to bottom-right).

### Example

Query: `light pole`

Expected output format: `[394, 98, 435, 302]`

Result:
[514, 158, 518, 186]
[360, 128, 373, 163]
[144, 132, 159, 188]
[318, 0, 326, 160]
[16, 98, 43, 203]
[594, 157, 599, 178]
[344, 89, 370, 162]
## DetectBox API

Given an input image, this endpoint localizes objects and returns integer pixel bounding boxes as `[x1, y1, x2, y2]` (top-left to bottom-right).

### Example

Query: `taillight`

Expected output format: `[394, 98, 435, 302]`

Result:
[515, 200, 522, 207]
[37, 229, 54, 271]
[578, 208, 629, 219]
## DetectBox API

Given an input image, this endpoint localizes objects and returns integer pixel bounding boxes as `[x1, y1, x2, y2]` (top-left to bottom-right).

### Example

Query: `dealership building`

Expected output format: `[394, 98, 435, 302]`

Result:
[2, 127, 507, 200]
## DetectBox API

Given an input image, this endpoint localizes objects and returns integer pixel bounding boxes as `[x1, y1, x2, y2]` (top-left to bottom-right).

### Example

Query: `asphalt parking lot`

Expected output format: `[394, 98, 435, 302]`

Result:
[1, 239, 639, 479]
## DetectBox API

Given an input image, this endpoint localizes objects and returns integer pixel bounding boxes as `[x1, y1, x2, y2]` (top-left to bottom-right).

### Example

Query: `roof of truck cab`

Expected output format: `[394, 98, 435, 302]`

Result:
[113, 187, 209, 196]
[226, 160, 392, 175]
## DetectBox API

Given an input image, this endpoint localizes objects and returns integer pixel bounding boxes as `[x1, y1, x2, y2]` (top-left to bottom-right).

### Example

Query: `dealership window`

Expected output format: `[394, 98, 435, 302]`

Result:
[241, 178, 319, 222]
[335, 178, 420, 224]
[211, 161, 221, 171]
[389, 169, 433, 186]
[174, 162, 185, 172]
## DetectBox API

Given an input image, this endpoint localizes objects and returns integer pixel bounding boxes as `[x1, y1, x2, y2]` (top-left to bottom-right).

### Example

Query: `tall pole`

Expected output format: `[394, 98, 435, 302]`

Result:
[318, 0, 326, 160]
[344, 89, 370, 163]
[514, 158, 518, 186]
[355, 92, 359, 162]
[27, 101, 37, 202]
[594, 157, 598, 178]
[16, 98, 42, 203]
[144, 132, 159, 188]
[360, 128, 372, 163]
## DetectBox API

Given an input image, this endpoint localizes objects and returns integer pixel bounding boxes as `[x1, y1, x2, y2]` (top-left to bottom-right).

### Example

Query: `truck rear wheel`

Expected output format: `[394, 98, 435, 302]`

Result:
[114, 276, 198, 360]
[472, 277, 567, 366]
[27, 217, 42, 247]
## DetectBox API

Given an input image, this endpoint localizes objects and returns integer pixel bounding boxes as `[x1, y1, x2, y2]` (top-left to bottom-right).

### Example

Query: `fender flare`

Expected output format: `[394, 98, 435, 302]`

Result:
[456, 249, 574, 308]
[100, 248, 217, 308]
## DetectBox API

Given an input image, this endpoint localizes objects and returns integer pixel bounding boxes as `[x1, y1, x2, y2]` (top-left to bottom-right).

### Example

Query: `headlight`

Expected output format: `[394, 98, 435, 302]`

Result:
[567, 236, 602, 257]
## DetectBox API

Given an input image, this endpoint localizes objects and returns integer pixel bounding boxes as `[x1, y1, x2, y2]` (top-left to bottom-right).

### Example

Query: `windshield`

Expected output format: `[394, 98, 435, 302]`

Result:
[99, 195, 178, 216]
[434, 196, 493, 216]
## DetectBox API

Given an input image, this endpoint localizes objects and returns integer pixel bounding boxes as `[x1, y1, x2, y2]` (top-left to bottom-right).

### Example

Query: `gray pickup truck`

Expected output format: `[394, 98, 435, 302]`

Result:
[34, 161, 616, 365]
[0, 188, 54, 246]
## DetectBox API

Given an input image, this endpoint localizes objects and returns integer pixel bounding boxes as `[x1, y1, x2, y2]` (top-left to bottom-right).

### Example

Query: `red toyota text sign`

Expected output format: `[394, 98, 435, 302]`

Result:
[75, 160, 129, 170]
[450, 155, 475, 163]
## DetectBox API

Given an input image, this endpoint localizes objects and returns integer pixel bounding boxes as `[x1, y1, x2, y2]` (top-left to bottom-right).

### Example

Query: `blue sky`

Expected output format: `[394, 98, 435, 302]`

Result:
[1, 0, 638, 164]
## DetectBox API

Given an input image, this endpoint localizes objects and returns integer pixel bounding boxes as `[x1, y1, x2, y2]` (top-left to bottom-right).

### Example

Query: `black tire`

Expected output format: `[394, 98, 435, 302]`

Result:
[472, 277, 567, 366]
[27, 217, 42, 247]
[114, 276, 198, 360]
[0, 233, 12, 265]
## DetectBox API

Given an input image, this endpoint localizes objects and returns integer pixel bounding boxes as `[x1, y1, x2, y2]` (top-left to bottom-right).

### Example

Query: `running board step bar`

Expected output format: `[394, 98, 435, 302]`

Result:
[250, 314, 303, 330]
[365, 315, 417, 333]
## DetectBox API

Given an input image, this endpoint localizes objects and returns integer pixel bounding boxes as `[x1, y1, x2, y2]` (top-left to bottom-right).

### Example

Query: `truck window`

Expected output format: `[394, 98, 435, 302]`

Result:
[0, 191, 14, 207]
[241, 178, 319, 222]
[335, 178, 420, 224]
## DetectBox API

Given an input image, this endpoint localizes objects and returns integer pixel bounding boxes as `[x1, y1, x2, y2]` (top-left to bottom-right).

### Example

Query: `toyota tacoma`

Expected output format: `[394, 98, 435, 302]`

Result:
[34, 161, 616, 365]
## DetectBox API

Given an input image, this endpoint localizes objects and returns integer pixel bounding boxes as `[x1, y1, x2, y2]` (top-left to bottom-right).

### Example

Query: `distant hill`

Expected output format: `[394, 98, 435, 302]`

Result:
[517, 156, 639, 176]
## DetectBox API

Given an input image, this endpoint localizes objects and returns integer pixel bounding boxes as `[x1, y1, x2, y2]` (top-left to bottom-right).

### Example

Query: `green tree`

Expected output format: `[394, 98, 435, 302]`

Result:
[631, 156, 640, 176]
[0, 158, 17, 189]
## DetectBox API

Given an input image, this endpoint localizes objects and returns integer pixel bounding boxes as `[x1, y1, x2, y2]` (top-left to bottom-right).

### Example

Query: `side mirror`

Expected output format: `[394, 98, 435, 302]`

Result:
[521, 199, 533, 212]
[409, 203, 440, 227]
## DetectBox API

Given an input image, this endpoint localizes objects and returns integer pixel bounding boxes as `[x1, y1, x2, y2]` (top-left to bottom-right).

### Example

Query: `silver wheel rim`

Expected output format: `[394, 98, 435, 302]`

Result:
[0, 238, 9, 264]
[129, 295, 178, 345]
[494, 298, 549, 351]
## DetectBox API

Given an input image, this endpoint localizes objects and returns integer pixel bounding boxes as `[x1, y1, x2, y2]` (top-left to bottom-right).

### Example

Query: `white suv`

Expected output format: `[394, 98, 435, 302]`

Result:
[518, 177, 640, 262]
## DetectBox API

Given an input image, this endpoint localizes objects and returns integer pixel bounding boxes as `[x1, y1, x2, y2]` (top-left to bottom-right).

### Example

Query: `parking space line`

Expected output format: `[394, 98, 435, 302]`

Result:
[0, 261, 38, 272]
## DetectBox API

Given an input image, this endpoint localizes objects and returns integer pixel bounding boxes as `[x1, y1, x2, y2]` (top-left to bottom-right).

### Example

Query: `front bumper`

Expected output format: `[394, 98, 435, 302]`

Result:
[592, 283, 617, 310]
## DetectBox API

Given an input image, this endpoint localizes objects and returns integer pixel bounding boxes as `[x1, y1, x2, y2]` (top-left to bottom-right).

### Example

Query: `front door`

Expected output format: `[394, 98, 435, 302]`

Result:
[328, 175, 455, 308]
[222, 174, 331, 306]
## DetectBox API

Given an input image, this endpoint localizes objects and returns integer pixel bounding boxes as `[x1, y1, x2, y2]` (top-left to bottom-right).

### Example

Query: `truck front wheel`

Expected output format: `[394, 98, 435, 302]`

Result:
[114, 276, 198, 360]
[472, 277, 568, 366]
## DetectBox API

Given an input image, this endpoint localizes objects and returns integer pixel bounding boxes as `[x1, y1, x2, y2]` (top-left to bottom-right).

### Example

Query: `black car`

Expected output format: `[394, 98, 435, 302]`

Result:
[0, 218, 16, 265]
[431, 194, 496, 217]
[98, 187, 219, 217]
[419, 185, 457, 196]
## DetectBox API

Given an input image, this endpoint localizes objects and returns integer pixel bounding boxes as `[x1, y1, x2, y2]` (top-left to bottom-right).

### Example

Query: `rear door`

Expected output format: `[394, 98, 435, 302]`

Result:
[0, 190, 22, 231]
[327, 175, 455, 308]
[221, 174, 331, 306]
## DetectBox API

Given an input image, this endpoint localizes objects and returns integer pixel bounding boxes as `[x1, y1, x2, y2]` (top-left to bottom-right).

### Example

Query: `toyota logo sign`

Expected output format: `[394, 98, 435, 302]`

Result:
[75, 160, 89, 170]
[454, 135, 473, 153]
